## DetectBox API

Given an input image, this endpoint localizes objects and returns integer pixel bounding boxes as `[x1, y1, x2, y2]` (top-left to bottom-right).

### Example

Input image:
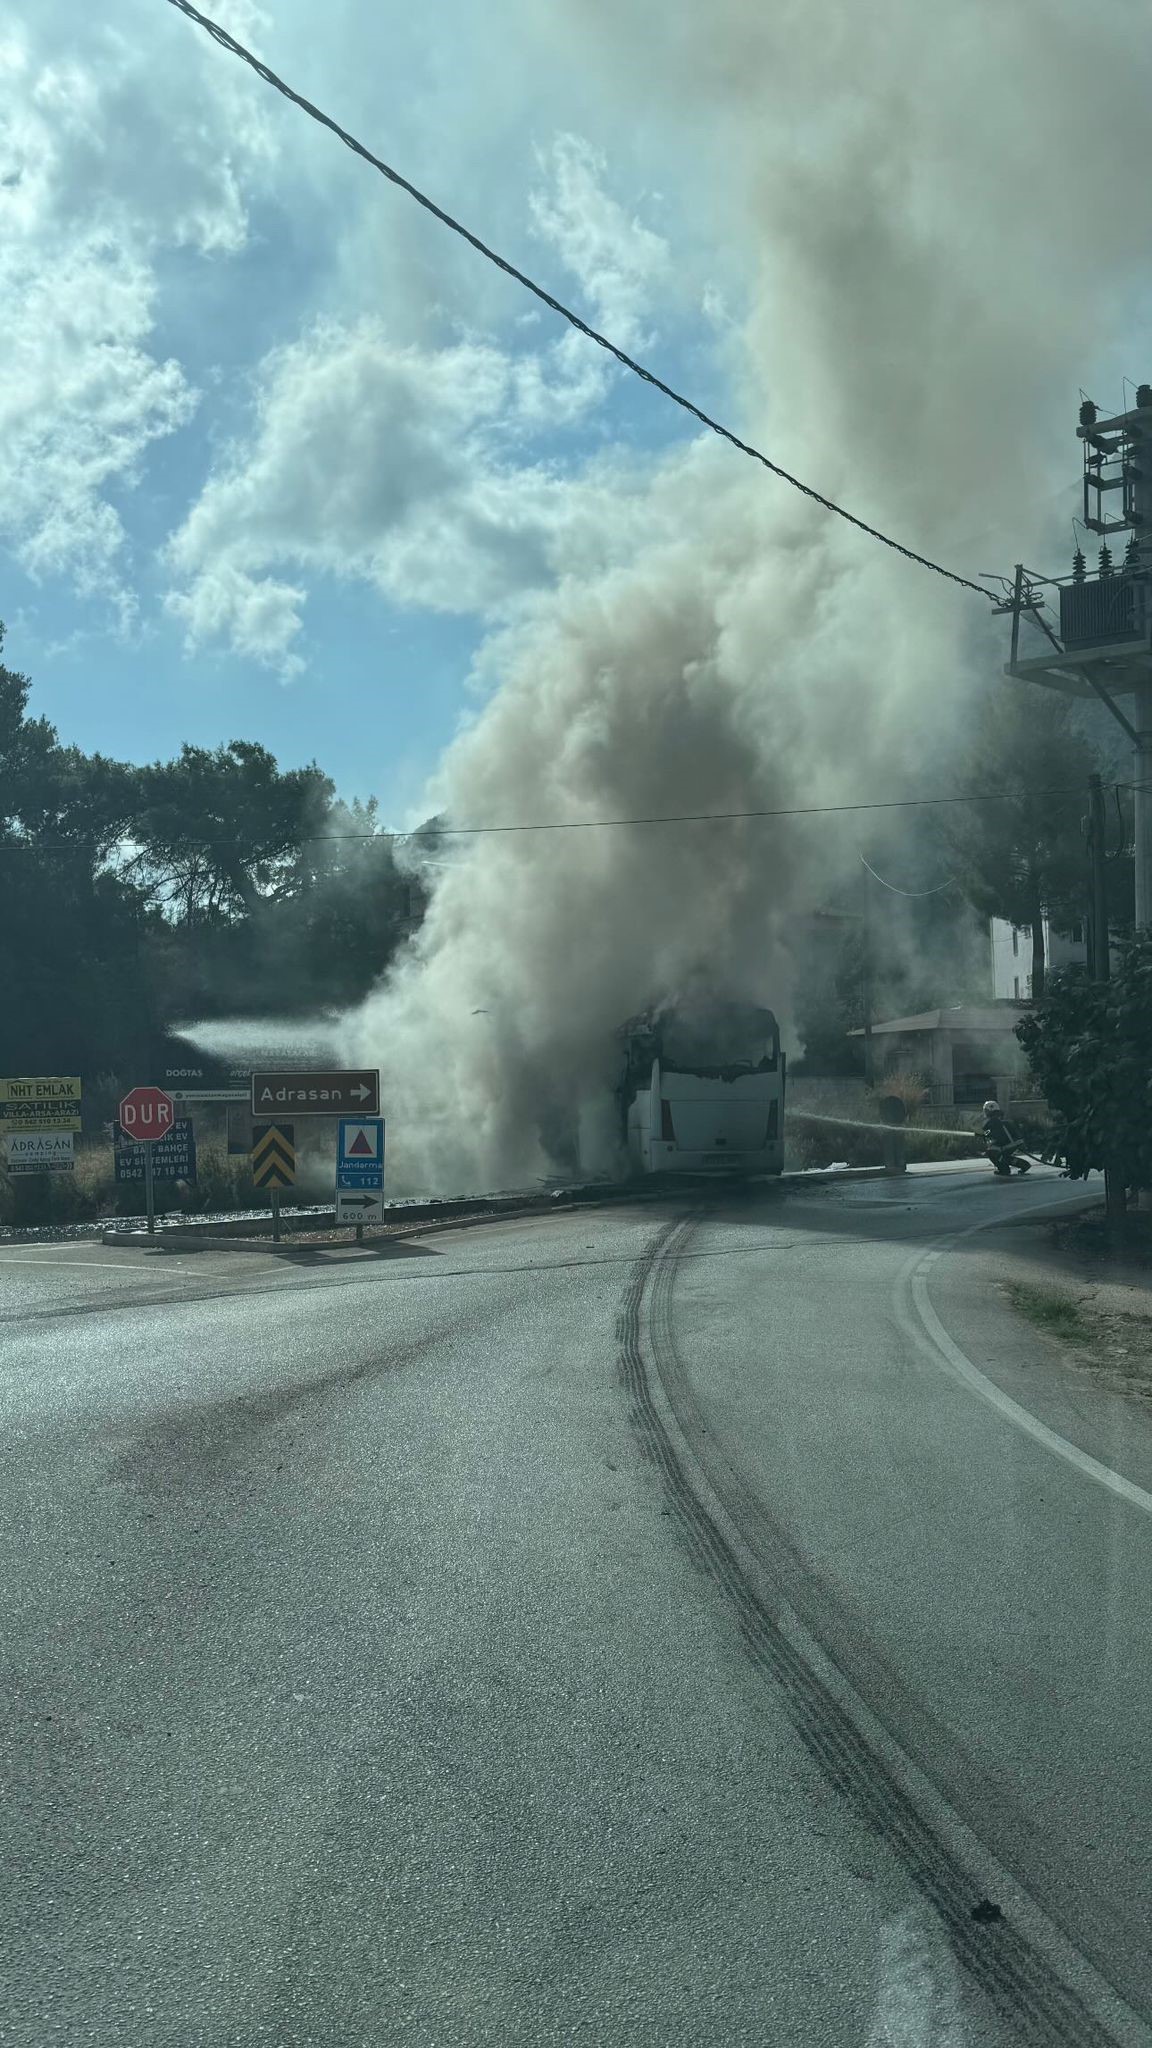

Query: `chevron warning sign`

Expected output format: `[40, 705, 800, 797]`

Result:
[251, 1121, 295, 1189]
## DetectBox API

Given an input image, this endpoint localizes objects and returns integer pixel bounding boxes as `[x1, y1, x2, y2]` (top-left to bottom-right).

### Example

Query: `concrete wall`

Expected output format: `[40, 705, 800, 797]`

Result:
[990, 917, 1087, 999]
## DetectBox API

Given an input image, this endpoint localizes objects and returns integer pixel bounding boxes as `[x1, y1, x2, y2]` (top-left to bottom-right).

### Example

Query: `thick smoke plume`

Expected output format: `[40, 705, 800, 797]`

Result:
[348, 0, 1152, 1193]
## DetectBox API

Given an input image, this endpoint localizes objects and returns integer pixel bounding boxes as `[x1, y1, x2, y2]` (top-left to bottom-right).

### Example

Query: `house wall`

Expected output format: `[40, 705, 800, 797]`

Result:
[989, 917, 1087, 1000]
[875, 1028, 1029, 1107]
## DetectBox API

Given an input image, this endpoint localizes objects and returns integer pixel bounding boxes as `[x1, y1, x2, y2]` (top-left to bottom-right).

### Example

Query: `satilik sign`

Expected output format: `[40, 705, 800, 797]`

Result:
[0, 1076, 82, 1134]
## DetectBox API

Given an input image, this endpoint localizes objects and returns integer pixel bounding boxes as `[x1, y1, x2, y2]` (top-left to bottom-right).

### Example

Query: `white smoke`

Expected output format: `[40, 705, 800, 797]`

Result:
[347, 0, 1152, 1194]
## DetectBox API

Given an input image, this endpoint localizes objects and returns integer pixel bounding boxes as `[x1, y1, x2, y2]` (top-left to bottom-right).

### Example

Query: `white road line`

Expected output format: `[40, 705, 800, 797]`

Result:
[0, 1253, 170, 1273]
[905, 1241, 1152, 1520]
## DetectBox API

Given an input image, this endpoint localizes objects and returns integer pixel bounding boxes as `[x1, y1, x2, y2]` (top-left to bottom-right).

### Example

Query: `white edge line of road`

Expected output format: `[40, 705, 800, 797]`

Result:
[901, 1204, 1152, 1520]
[0, 1252, 170, 1272]
[645, 1227, 1152, 2048]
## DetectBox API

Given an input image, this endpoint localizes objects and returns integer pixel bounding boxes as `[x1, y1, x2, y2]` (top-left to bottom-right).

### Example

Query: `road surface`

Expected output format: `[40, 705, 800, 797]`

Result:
[2, 1167, 1150, 2046]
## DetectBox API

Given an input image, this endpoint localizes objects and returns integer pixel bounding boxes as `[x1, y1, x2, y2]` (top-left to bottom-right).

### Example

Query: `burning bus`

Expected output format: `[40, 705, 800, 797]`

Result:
[617, 998, 785, 1177]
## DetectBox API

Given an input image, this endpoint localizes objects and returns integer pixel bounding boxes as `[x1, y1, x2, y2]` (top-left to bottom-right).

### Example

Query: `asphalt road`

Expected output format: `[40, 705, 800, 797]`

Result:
[2, 1167, 1150, 2047]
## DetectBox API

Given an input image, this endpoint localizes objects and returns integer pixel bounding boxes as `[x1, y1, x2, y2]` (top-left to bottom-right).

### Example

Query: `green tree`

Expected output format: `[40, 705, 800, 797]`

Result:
[271, 797, 426, 1011]
[0, 626, 155, 1080]
[942, 686, 1108, 996]
[1016, 936, 1152, 1186]
[127, 741, 335, 925]
[1, 627, 427, 1086]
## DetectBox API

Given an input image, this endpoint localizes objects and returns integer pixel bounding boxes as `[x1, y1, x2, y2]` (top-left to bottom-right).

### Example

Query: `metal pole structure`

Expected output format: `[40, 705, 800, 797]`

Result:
[1130, 389, 1152, 929]
[1088, 773, 1125, 1218]
[271, 1185, 281, 1245]
[860, 861, 874, 1087]
[1134, 681, 1152, 930]
[144, 1145, 155, 1236]
[1008, 562, 1024, 670]
[1087, 773, 1110, 982]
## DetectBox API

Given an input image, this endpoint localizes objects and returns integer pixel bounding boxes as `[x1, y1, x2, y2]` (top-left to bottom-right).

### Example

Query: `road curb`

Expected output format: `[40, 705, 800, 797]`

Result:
[99, 1193, 521, 1247]
[97, 1160, 985, 1248]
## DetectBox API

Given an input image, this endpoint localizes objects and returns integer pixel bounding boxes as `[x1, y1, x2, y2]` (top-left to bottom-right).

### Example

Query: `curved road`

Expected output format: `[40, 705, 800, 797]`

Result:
[2, 1167, 1150, 2045]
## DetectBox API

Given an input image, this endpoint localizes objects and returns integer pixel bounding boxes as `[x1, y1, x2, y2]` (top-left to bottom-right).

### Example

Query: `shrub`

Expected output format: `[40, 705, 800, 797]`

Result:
[872, 1068, 932, 1121]
[1016, 935, 1152, 1183]
[0, 1137, 261, 1226]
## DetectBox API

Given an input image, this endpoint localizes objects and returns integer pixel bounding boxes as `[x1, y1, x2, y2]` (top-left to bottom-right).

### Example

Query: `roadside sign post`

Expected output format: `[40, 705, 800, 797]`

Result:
[251, 1124, 296, 1242]
[334, 1188, 387, 1228]
[0, 1077, 83, 1138]
[118, 1086, 175, 1235]
[251, 1070, 380, 1119]
[3, 1130, 75, 1175]
[113, 1120, 196, 1239]
[336, 1117, 385, 1236]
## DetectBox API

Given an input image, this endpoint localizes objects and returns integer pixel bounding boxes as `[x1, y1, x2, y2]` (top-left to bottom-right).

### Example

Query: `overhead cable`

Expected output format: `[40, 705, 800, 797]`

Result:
[859, 855, 955, 898]
[164, 0, 994, 603]
[0, 779, 1106, 855]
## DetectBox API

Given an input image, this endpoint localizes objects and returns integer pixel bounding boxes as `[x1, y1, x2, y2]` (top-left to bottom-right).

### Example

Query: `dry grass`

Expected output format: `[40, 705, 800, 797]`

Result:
[0, 1140, 261, 1225]
[1004, 1281, 1088, 1345]
[874, 1068, 933, 1121]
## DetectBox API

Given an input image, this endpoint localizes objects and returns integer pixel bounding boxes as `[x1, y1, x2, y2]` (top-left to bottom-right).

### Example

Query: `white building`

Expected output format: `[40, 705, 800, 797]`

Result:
[989, 917, 1087, 1001]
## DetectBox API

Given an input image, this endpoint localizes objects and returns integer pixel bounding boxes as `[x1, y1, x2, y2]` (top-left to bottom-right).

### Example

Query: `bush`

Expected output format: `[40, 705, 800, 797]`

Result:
[178, 1143, 256, 1213]
[785, 1114, 980, 1170]
[0, 1157, 101, 1226]
[1016, 935, 1152, 1183]
[0, 1138, 260, 1226]
[873, 1068, 932, 1121]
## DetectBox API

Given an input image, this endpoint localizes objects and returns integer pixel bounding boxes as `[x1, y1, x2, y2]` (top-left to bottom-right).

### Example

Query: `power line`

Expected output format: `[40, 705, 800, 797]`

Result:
[0, 779, 1106, 856]
[859, 854, 955, 898]
[164, 0, 994, 604]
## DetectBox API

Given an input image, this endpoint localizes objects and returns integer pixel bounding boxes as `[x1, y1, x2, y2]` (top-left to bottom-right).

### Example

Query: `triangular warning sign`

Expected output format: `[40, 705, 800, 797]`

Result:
[349, 1130, 373, 1155]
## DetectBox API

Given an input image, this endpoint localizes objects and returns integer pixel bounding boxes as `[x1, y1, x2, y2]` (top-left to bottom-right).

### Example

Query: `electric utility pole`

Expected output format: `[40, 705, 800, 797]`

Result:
[860, 861, 874, 1086]
[1001, 384, 1152, 928]
[1086, 771, 1110, 982]
[1086, 771, 1126, 1217]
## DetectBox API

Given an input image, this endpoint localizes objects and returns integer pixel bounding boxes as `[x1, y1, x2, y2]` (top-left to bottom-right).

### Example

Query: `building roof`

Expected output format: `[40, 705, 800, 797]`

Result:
[848, 1003, 1027, 1038]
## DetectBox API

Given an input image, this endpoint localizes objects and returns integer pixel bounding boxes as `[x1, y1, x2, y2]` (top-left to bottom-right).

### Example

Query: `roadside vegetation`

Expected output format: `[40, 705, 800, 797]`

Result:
[0, 625, 427, 1090]
[0, 1141, 258, 1227]
[1004, 1282, 1089, 1345]
[1003, 1275, 1152, 1403]
[1017, 932, 1152, 1204]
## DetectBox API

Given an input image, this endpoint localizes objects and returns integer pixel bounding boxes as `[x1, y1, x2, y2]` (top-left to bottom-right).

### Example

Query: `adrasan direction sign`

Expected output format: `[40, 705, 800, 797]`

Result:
[250, 1070, 380, 1117]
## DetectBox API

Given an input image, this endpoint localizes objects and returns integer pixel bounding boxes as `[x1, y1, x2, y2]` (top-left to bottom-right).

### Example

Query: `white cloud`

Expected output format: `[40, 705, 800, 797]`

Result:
[164, 138, 672, 665]
[513, 134, 670, 425]
[164, 320, 632, 657]
[0, 3, 279, 605]
[1, 230, 194, 599]
[530, 134, 668, 349]
[165, 561, 307, 674]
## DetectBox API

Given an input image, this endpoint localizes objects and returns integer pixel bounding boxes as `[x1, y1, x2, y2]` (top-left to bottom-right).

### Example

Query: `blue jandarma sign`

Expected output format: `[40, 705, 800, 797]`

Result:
[336, 1118, 385, 1189]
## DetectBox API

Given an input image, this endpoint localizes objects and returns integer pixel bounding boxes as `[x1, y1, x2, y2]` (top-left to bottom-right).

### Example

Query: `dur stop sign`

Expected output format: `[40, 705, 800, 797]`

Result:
[118, 1086, 175, 1140]
[117, 1086, 176, 1235]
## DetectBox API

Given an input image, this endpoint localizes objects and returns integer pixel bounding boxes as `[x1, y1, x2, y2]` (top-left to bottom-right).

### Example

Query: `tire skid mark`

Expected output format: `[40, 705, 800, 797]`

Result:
[618, 1214, 1129, 2048]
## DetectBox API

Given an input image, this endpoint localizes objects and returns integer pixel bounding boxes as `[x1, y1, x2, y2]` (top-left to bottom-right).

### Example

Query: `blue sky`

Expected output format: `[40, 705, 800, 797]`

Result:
[6, 0, 1150, 836]
[0, 0, 739, 817]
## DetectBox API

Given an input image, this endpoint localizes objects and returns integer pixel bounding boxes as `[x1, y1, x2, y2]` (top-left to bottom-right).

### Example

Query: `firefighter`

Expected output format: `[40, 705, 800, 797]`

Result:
[981, 1100, 1030, 1177]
